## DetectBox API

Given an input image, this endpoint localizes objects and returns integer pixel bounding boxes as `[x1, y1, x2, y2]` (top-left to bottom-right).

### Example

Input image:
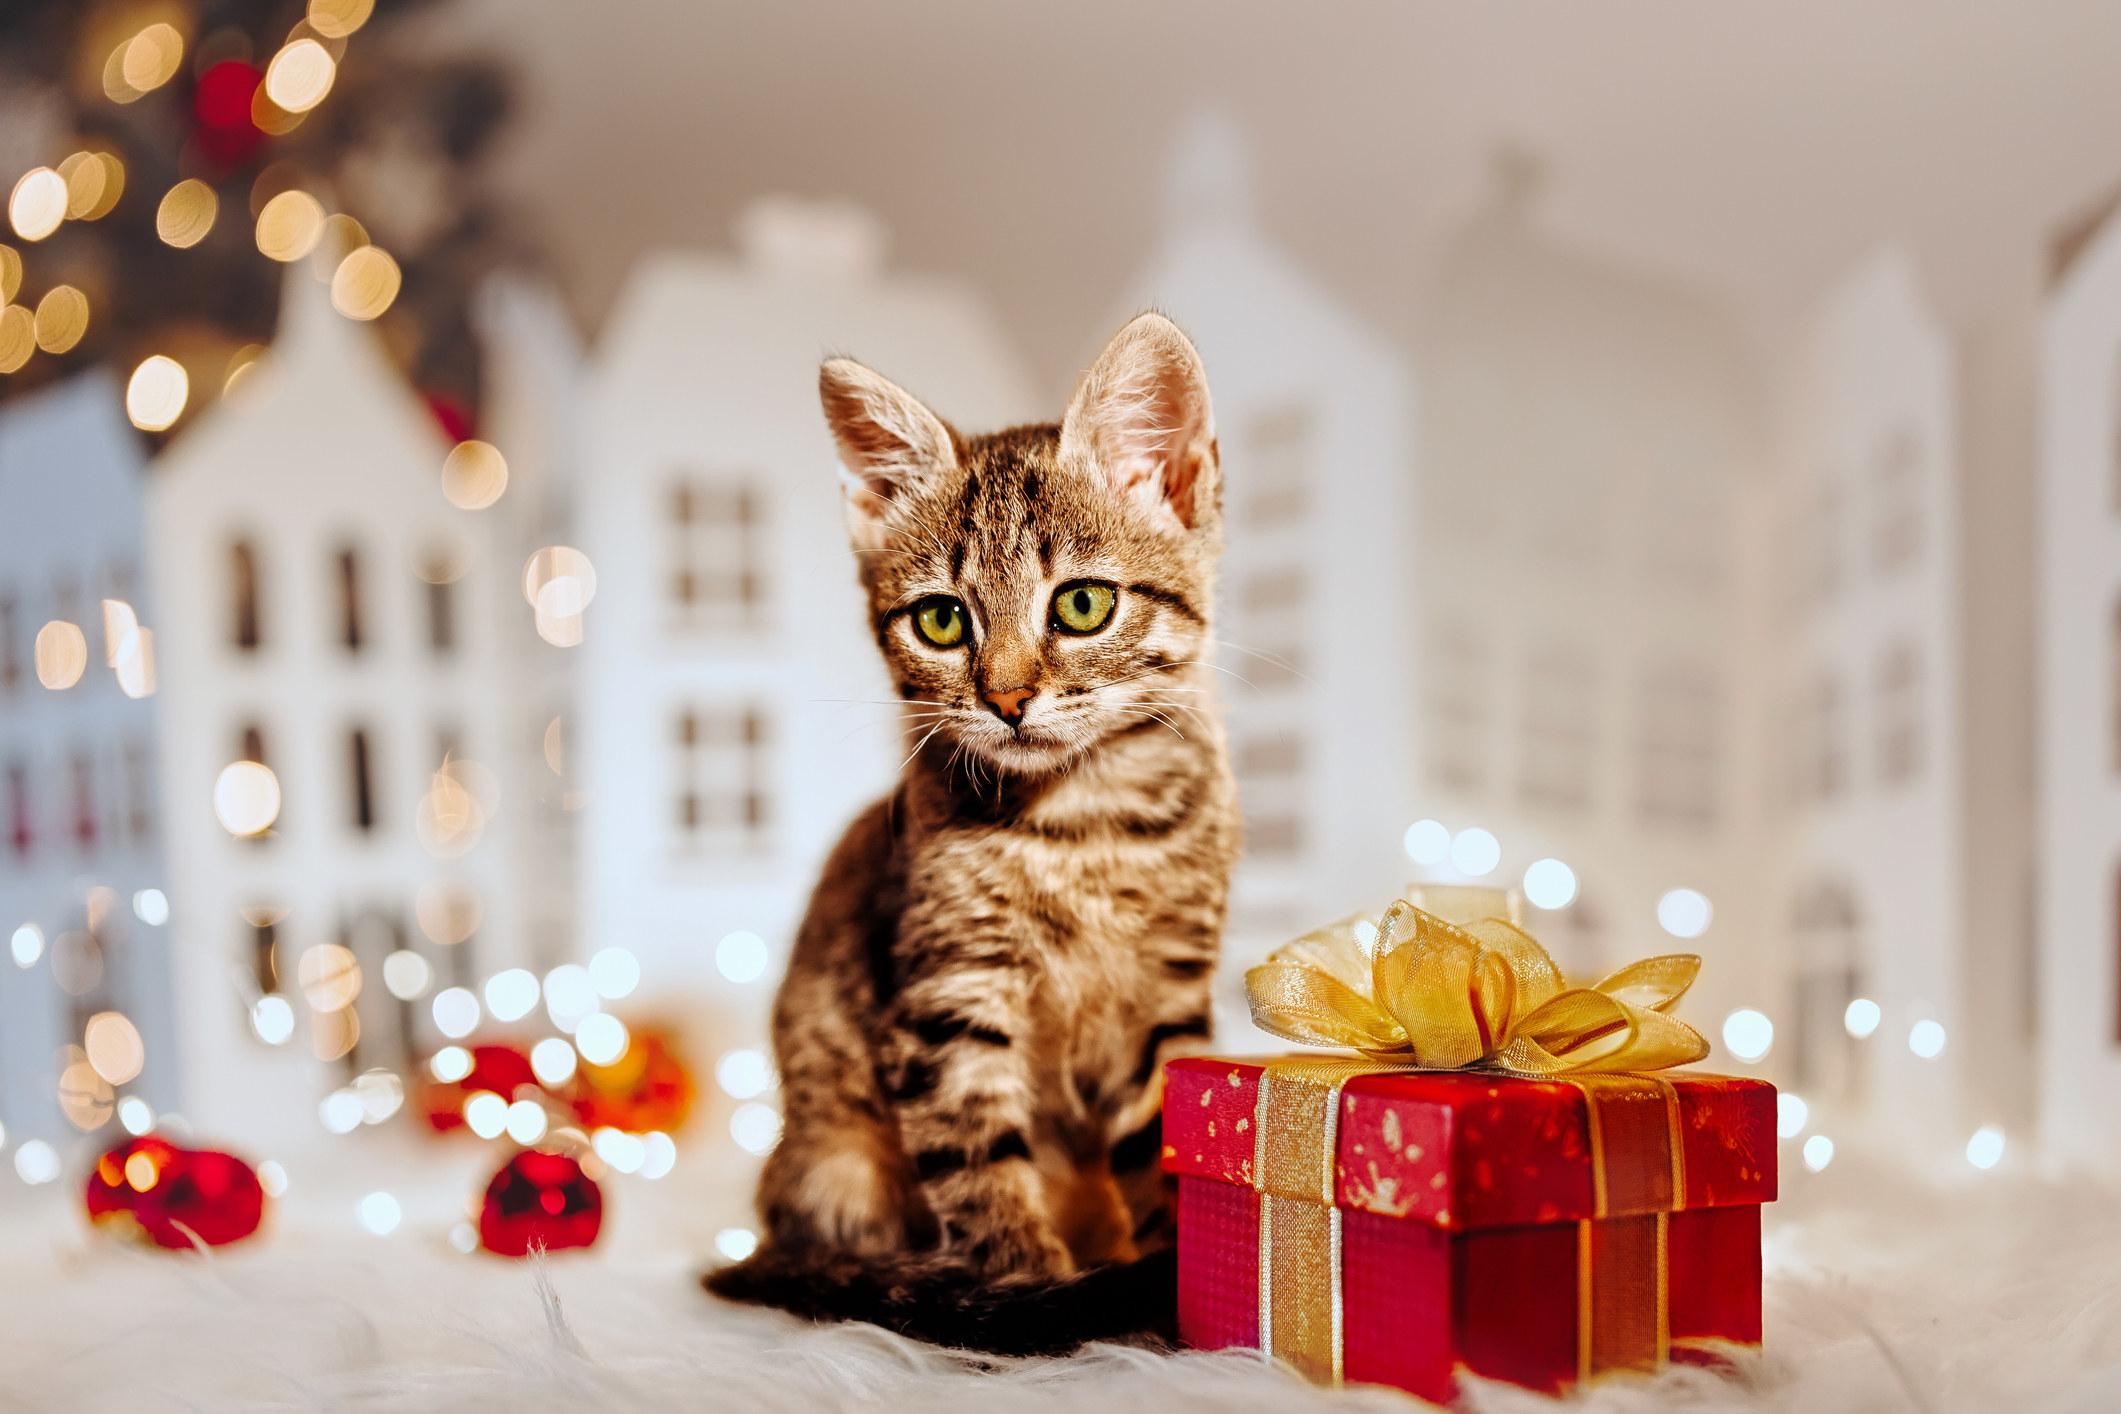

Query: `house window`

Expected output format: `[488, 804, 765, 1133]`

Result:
[670, 479, 765, 632]
[1426, 623, 1491, 795]
[426, 578, 455, 654]
[122, 740, 153, 844]
[1806, 670, 1847, 803]
[252, 915, 280, 995]
[2113, 597, 2121, 773]
[1792, 878, 1863, 1100]
[231, 540, 261, 651]
[673, 702, 771, 856]
[336, 547, 365, 652]
[1875, 638, 1924, 787]
[1244, 815, 1303, 858]
[1635, 658, 1718, 830]
[349, 728, 375, 832]
[1245, 403, 1312, 526]
[1806, 475, 1844, 605]
[6, 761, 29, 859]
[240, 724, 267, 766]
[0, 591, 18, 695]
[70, 751, 96, 852]
[1871, 427, 1922, 576]
[1516, 645, 1597, 813]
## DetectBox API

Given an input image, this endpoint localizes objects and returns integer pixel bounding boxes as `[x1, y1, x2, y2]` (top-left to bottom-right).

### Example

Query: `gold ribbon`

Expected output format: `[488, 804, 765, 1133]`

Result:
[1250, 1059, 1686, 1388]
[1244, 898, 1710, 1075]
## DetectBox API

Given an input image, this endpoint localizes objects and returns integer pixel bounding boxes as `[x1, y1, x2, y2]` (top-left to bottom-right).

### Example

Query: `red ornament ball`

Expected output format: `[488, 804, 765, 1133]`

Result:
[478, 1150, 602, 1257]
[83, 1136, 265, 1250]
[422, 1043, 540, 1133]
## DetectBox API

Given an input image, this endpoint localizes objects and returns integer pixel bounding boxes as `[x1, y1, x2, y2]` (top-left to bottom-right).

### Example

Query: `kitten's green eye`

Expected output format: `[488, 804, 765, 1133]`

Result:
[1052, 582, 1117, 634]
[914, 597, 968, 647]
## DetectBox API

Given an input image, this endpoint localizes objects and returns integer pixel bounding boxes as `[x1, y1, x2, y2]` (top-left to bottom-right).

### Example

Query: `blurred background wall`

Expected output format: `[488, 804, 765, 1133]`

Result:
[4, 0, 2120, 1194]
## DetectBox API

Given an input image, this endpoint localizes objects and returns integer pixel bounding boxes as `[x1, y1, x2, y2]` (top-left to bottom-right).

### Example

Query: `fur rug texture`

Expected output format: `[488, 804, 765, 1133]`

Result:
[0, 1127, 2114, 1413]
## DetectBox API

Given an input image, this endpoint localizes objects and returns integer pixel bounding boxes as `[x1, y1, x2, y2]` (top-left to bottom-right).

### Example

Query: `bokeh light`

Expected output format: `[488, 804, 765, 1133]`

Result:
[251, 995, 296, 1045]
[214, 761, 281, 836]
[258, 1161, 288, 1197]
[9, 168, 67, 242]
[1777, 1092, 1809, 1138]
[1522, 858, 1577, 910]
[1966, 1126, 2006, 1170]
[354, 1070, 404, 1123]
[530, 1037, 579, 1087]
[1402, 819, 1450, 865]
[156, 179, 218, 247]
[10, 922, 41, 968]
[309, 0, 376, 37]
[1657, 888, 1713, 938]
[58, 1060, 114, 1130]
[266, 39, 337, 113]
[575, 1013, 629, 1066]
[84, 1011, 145, 1085]
[127, 355, 190, 431]
[441, 439, 509, 509]
[542, 963, 598, 1032]
[0, 305, 31, 374]
[33, 285, 88, 354]
[117, 1096, 155, 1136]
[593, 1127, 645, 1174]
[1449, 827, 1500, 878]
[432, 987, 480, 1039]
[717, 1049, 774, 1100]
[588, 947, 640, 999]
[416, 878, 482, 945]
[298, 943, 362, 1013]
[132, 889, 169, 926]
[121, 23, 185, 94]
[358, 1191, 401, 1235]
[1802, 1135, 1835, 1172]
[57, 151, 123, 221]
[33, 621, 85, 689]
[1844, 997, 1882, 1039]
[463, 1091, 507, 1139]
[0, 244, 18, 303]
[640, 1131, 677, 1180]
[1909, 1019, 1947, 1059]
[716, 1227, 757, 1260]
[255, 190, 326, 261]
[1722, 1009, 1773, 1062]
[504, 1100, 547, 1145]
[320, 1088, 363, 1134]
[14, 1140, 59, 1185]
[483, 968, 539, 1023]
[382, 949, 432, 1000]
[716, 931, 769, 983]
[730, 1102, 782, 1156]
[331, 245, 401, 320]
[428, 1046, 473, 1083]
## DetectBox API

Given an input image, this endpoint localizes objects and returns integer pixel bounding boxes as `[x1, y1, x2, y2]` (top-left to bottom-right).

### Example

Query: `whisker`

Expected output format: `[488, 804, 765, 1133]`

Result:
[895, 717, 950, 775]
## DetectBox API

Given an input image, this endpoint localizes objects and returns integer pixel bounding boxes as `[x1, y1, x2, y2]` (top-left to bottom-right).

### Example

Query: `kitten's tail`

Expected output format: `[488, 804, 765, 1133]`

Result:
[701, 1245, 1180, 1356]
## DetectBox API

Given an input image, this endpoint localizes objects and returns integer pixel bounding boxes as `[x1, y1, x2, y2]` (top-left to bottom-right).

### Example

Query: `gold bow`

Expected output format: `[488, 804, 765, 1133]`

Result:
[1245, 899, 1709, 1074]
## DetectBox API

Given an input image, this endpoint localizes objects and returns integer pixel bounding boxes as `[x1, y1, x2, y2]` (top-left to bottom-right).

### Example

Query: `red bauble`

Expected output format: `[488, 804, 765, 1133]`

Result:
[422, 1044, 540, 1132]
[568, 1029, 695, 1134]
[478, 1150, 602, 1257]
[83, 1136, 265, 1250]
[190, 61, 264, 169]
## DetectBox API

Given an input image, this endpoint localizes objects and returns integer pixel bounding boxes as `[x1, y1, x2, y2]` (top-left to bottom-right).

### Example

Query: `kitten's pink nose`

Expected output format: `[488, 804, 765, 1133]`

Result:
[982, 686, 1037, 721]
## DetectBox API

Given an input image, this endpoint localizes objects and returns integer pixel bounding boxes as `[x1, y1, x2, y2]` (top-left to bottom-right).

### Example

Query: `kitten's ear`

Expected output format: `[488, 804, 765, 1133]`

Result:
[820, 358, 958, 551]
[1060, 313, 1217, 534]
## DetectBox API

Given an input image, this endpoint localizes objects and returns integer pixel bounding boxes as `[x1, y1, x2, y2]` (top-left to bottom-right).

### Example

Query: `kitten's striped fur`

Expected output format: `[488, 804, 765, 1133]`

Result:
[706, 315, 1238, 1349]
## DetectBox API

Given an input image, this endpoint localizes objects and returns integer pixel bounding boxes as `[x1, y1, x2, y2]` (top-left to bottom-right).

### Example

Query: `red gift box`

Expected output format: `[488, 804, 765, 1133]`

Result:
[1164, 1055, 1774, 1400]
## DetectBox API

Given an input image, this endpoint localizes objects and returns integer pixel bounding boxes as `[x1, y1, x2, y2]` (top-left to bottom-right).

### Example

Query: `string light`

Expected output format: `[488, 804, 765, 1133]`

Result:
[121, 24, 186, 95]
[265, 39, 338, 113]
[441, 439, 508, 508]
[715, 1228, 757, 1261]
[382, 950, 432, 1000]
[483, 968, 539, 1023]
[357, 1191, 401, 1235]
[11, 923, 44, 968]
[1449, 828, 1501, 877]
[575, 1014, 629, 1067]
[428, 1046, 473, 1083]
[1402, 819, 1449, 865]
[1909, 1019, 1947, 1059]
[531, 1037, 579, 1086]
[1522, 858, 1577, 910]
[132, 889, 169, 926]
[588, 948, 640, 999]
[432, 986, 481, 1039]
[1721, 1009, 1773, 1062]
[251, 995, 295, 1045]
[1966, 1126, 2005, 1170]
[34, 621, 86, 689]
[639, 1132, 677, 1179]
[1657, 888, 1713, 939]
[308, 0, 376, 39]
[716, 931, 769, 983]
[1844, 997, 1881, 1039]
[213, 760, 281, 835]
[255, 190, 325, 261]
[117, 1096, 155, 1136]
[0, 244, 16, 302]
[57, 151, 123, 221]
[1802, 1134, 1835, 1172]
[84, 1012, 145, 1085]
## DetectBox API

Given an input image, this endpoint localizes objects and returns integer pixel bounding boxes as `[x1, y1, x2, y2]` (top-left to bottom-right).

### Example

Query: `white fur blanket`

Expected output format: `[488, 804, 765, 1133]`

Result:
[1, 1133, 2112, 1413]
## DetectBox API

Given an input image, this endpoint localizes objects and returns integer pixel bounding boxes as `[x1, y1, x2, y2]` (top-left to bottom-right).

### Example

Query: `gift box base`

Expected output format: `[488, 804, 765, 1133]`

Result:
[1176, 1174, 1762, 1400]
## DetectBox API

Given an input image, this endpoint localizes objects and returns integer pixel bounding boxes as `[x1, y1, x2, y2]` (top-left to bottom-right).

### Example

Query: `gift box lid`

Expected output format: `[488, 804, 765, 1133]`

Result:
[1162, 1056, 1775, 1233]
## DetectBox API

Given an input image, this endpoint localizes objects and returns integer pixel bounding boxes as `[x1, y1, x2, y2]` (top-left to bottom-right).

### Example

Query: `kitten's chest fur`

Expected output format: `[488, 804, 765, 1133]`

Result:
[895, 724, 1235, 1139]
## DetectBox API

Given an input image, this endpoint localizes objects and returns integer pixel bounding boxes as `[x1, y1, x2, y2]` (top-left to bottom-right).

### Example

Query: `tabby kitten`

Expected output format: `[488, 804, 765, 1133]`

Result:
[706, 314, 1238, 1349]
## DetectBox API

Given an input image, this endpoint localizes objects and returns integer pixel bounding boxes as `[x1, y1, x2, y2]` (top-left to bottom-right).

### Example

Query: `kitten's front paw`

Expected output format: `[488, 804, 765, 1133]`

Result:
[966, 1223, 1076, 1281]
